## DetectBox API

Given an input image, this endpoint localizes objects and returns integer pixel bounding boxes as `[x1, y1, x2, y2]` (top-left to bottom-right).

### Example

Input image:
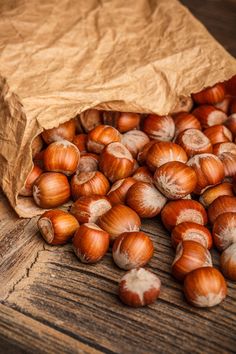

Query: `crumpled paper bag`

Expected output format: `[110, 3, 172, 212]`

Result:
[0, 0, 235, 217]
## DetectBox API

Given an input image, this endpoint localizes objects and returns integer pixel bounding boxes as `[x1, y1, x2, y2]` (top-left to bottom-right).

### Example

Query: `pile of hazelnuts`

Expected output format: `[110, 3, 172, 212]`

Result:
[21, 75, 236, 308]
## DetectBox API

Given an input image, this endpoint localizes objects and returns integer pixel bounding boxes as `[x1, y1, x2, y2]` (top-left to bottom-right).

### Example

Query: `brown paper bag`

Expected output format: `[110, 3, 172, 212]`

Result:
[0, 0, 235, 217]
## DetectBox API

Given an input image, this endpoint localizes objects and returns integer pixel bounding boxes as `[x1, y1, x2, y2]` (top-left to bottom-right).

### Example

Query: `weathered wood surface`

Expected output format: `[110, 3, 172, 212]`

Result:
[0, 187, 236, 354]
[1, 1, 236, 353]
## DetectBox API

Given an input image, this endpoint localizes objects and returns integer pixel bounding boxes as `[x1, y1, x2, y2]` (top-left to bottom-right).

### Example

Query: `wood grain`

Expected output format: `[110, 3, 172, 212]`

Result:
[1, 189, 236, 354]
[0, 304, 101, 354]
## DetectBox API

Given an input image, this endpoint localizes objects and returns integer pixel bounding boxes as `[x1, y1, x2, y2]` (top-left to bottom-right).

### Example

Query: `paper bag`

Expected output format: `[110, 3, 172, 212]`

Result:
[0, 0, 235, 217]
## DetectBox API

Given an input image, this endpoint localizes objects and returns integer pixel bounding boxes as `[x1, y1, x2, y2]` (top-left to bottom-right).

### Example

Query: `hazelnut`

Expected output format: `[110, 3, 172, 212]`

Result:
[146, 142, 187, 172]
[143, 114, 175, 141]
[126, 182, 167, 218]
[107, 177, 136, 205]
[38, 210, 79, 245]
[192, 83, 225, 105]
[33, 172, 71, 208]
[103, 111, 141, 132]
[208, 196, 236, 224]
[183, 267, 227, 307]
[212, 212, 236, 251]
[99, 142, 134, 182]
[97, 204, 141, 243]
[118, 268, 161, 307]
[199, 182, 234, 208]
[176, 129, 212, 157]
[70, 195, 112, 223]
[154, 161, 197, 199]
[112, 232, 154, 270]
[87, 125, 121, 154]
[79, 109, 102, 132]
[172, 241, 212, 281]
[71, 171, 110, 200]
[187, 153, 225, 194]
[44, 140, 80, 176]
[121, 130, 150, 158]
[192, 105, 227, 129]
[220, 243, 236, 281]
[73, 223, 109, 263]
[42, 119, 76, 144]
[161, 200, 207, 231]
[171, 222, 212, 249]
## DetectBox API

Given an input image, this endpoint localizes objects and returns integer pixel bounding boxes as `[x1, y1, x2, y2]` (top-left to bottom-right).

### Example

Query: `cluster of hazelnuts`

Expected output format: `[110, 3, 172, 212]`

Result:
[20, 75, 236, 308]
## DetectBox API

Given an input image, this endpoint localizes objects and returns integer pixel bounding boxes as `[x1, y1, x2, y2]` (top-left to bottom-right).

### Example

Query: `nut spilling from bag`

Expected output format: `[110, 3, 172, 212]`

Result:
[31, 77, 236, 307]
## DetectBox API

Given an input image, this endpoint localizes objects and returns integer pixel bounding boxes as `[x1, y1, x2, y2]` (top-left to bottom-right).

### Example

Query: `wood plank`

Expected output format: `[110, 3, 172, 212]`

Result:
[0, 192, 45, 300]
[2, 216, 235, 354]
[0, 304, 101, 354]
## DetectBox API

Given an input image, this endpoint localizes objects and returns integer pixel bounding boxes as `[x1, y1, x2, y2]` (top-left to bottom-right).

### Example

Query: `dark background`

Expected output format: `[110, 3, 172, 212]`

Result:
[181, 0, 236, 57]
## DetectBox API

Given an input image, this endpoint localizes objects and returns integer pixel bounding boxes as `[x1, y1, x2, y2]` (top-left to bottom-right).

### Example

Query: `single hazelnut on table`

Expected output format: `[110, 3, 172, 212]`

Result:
[154, 161, 197, 199]
[146, 141, 187, 172]
[199, 182, 234, 208]
[173, 112, 201, 138]
[112, 231, 154, 270]
[79, 109, 102, 132]
[99, 142, 134, 182]
[143, 114, 175, 141]
[106, 177, 136, 206]
[38, 210, 79, 245]
[87, 125, 121, 154]
[225, 114, 236, 137]
[97, 204, 141, 243]
[42, 119, 76, 144]
[183, 267, 227, 307]
[212, 212, 236, 251]
[33, 172, 71, 208]
[73, 223, 109, 263]
[78, 153, 99, 173]
[20, 165, 43, 196]
[118, 268, 161, 307]
[31, 135, 44, 158]
[121, 130, 150, 158]
[220, 243, 236, 281]
[103, 111, 141, 132]
[187, 153, 225, 194]
[43, 140, 80, 176]
[203, 125, 232, 145]
[137, 140, 156, 165]
[72, 134, 88, 153]
[126, 182, 167, 218]
[132, 166, 154, 184]
[71, 171, 110, 200]
[192, 105, 227, 129]
[214, 96, 232, 114]
[171, 222, 212, 250]
[70, 195, 112, 224]
[172, 240, 212, 281]
[208, 196, 236, 224]
[161, 199, 208, 231]
[192, 83, 225, 105]
[176, 129, 212, 157]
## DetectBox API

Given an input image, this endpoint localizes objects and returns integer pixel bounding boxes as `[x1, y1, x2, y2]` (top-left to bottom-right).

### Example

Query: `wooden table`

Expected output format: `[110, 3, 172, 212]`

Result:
[0, 1, 236, 353]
